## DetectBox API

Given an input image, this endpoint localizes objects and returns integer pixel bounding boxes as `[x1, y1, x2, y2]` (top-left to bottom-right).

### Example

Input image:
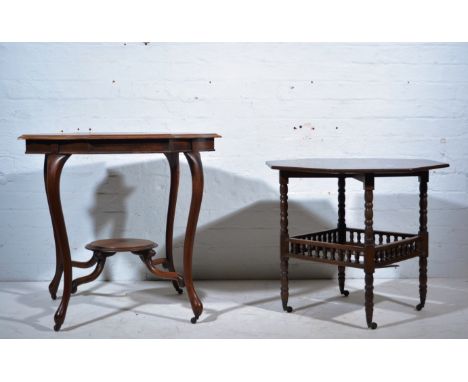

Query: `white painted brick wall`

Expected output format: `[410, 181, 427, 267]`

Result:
[1, 43, 467, 281]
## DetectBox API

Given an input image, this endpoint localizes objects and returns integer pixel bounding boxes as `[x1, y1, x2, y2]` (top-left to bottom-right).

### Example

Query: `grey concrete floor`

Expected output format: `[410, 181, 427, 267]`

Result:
[0, 278, 467, 338]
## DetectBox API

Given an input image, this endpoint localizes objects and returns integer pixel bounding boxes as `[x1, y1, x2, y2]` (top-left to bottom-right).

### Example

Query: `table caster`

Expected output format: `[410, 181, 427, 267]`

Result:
[191, 316, 200, 324]
[368, 322, 378, 330]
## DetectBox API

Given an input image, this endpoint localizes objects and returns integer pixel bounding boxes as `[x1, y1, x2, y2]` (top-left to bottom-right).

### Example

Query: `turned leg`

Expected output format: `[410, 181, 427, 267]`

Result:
[280, 173, 292, 312]
[364, 175, 377, 329]
[337, 177, 349, 297]
[280, 258, 292, 312]
[71, 251, 113, 294]
[183, 152, 204, 323]
[416, 256, 427, 311]
[338, 266, 349, 297]
[44, 153, 72, 331]
[365, 270, 376, 329]
[417, 172, 429, 311]
[164, 153, 183, 295]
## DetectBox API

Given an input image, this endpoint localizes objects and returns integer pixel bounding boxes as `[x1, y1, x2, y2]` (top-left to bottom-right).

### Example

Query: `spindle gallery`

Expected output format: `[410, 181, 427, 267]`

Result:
[267, 158, 449, 329]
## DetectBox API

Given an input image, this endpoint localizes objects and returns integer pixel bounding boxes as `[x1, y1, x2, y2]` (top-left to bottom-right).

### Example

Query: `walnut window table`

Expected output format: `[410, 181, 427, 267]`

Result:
[266, 158, 449, 329]
[19, 132, 221, 331]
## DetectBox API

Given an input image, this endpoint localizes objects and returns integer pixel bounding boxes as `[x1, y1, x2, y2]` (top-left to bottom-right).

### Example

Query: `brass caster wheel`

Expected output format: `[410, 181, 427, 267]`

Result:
[416, 303, 424, 311]
[368, 322, 378, 330]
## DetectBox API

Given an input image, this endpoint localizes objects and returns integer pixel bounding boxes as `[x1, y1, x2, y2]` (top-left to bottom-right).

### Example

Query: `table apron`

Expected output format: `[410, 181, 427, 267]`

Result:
[281, 171, 429, 179]
[25, 138, 215, 154]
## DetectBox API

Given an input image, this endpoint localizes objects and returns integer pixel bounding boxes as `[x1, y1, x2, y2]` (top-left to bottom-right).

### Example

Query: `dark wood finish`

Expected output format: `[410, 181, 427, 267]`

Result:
[337, 177, 349, 297]
[19, 133, 220, 155]
[289, 228, 420, 269]
[266, 158, 449, 175]
[19, 132, 221, 140]
[71, 241, 186, 296]
[138, 249, 185, 288]
[164, 153, 183, 294]
[279, 173, 292, 313]
[363, 175, 377, 329]
[85, 238, 157, 252]
[183, 152, 205, 323]
[417, 172, 429, 311]
[44, 154, 72, 331]
[20, 132, 220, 331]
[71, 250, 114, 294]
[338, 266, 347, 296]
[71, 256, 98, 269]
[43, 154, 64, 301]
[267, 158, 449, 329]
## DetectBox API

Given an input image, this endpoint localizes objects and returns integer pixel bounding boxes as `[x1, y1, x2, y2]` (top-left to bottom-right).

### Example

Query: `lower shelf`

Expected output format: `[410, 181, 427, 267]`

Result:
[287, 228, 422, 269]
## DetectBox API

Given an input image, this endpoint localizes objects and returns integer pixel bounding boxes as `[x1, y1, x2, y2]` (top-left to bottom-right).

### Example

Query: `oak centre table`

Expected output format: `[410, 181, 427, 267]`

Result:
[266, 158, 449, 329]
[19, 132, 221, 331]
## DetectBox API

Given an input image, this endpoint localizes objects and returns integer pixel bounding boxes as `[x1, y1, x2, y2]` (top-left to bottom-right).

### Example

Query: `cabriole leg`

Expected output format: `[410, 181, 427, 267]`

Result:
[183, 152, 204, 323]
[44, 153, 72, 331]
[164, 153, 183, 295]
[44, 155, 62, 300]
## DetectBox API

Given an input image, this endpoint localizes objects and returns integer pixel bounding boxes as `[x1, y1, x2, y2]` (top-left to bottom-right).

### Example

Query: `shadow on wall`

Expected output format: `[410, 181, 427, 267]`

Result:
[88, 170, 135, 281]
[1, 158, 467, 281]
[86, 158, 338, 280]
[84, 159, 468, 280]
[90, 171, 135, 241]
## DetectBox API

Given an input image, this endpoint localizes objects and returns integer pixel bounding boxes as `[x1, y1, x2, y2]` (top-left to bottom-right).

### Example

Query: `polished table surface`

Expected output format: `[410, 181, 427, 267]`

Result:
[20, 132, 220, 140]
[266, 158, 449, 175]
[19, 132, 220, 330]
[19, 132, 221, 154]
